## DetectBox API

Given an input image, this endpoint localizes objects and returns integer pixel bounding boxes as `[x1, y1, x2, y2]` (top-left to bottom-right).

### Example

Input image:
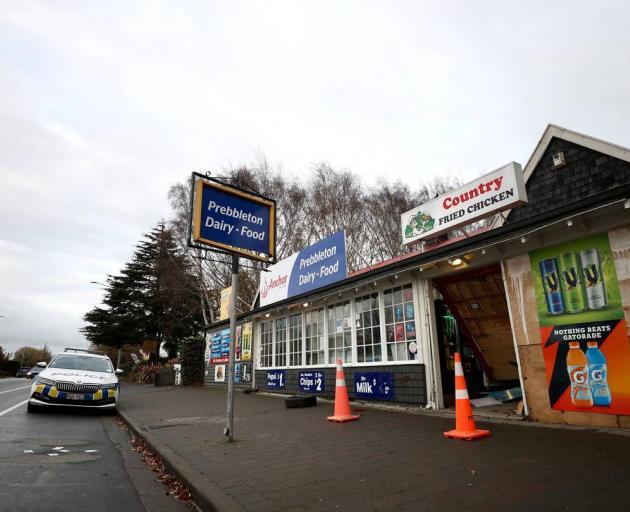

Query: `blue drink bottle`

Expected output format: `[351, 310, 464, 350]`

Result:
[586, 341, 612, 407]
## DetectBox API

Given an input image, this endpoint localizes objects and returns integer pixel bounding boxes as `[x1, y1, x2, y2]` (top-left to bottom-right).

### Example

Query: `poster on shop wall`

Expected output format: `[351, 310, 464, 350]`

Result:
[241, 322, 253, 361]
[208, 328, 230, 364]
[529, 232, 630, 415]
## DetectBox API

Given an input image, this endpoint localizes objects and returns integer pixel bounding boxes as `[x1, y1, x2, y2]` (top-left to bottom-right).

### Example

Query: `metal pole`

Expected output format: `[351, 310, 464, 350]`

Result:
[225, 254, 239, 442]
[117, 346, 122, 370]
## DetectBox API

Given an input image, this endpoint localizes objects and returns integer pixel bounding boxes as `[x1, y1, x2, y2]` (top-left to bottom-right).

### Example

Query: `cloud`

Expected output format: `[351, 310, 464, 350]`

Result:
[1, 0, 630, 354]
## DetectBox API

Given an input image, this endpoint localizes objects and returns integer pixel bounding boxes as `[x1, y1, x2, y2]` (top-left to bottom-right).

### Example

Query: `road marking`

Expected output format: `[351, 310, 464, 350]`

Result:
[0, 399, 29, 417]
[0, 385, 31, 395]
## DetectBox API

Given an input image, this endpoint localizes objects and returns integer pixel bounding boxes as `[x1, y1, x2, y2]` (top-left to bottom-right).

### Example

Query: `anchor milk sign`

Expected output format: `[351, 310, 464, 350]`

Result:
[260, 231, 347, 307]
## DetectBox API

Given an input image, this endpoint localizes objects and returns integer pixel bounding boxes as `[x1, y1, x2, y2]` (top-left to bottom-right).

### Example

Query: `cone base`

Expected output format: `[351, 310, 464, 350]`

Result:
[443, 428, 490, 441]
[327, 414, 360, 423]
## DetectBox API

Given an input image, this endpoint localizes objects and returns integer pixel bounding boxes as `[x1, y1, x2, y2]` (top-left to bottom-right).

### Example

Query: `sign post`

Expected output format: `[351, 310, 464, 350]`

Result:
[225, 255, 239, 441]
[190, 172, 276, 442]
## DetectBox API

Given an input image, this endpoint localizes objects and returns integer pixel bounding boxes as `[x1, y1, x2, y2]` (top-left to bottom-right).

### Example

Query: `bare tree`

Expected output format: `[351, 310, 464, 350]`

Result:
[166, 162, 467, 324]
[306, 163, 366, 272]
[168, 181, 230, 327]
[363, 181, 416, 265]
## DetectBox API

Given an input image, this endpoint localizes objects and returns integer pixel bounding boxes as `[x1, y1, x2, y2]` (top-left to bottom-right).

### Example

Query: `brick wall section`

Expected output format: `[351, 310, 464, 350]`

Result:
[508, 137, 630, 224]
[254, 364, 426, 405]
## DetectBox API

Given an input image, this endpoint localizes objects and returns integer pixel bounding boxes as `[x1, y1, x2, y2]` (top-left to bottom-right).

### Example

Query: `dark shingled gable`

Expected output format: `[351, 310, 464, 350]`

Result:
[507, 136, 630, 224]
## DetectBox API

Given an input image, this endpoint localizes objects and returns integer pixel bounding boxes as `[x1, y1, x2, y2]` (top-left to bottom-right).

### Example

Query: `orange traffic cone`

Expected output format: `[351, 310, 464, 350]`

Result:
[327, 359, 360, 423]
[444, 352, 490, 441]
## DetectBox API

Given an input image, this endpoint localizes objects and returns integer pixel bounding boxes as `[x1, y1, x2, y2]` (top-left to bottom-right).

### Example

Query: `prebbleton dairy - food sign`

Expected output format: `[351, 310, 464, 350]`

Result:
[401, 162, 527, 244]
[259, 231, 347, 307]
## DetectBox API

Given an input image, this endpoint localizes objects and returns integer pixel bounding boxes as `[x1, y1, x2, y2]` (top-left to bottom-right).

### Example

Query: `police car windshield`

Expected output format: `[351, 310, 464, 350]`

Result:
[49, 355, 113, 373]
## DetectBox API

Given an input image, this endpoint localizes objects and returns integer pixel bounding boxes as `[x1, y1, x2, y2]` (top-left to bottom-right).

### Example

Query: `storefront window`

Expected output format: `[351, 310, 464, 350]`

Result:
[305, 308, 325, 365]
[383, 284, 418, 361]
[288, 313, 303, 366]
[260, 320, 273, 368]
[275, 317, 287, 367]
[327, 301, 352, 363]
[355, 292, 382, 362]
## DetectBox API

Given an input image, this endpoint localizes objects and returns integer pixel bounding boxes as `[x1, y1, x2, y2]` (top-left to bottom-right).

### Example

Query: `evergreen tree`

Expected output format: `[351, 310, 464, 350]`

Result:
[0, 345, 10, 363]
[82, 223, 202, 358]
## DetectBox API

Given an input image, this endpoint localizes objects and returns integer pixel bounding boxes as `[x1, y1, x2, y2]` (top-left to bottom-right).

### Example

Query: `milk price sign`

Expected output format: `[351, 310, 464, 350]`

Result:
[260, 231, 348, 307]
[401, 162, 527, 244]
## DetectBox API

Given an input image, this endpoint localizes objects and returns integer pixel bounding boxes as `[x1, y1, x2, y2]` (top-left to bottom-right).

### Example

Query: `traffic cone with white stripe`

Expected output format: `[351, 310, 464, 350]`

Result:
[444, 352, 490, 441]
[327, 359, 360, 423]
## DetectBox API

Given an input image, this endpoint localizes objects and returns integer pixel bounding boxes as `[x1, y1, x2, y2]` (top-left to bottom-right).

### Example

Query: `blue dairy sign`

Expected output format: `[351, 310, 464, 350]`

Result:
[259, 231, 347, 307]
[266, 370, 285, 389]
[192, 174, 276, 262]
[354, 372, 395, 400]
[299, 371, 325, 393]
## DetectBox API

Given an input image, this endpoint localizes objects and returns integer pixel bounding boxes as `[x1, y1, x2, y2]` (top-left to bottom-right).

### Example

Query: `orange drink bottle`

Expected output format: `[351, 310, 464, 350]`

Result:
[566, 342, 593, 407]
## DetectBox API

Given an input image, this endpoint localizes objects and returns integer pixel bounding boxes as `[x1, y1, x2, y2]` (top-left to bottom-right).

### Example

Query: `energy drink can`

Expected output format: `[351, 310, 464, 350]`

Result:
[579, 249, 608, 310]
[539, 258, 564, 315]
[558, 252, 587, 313]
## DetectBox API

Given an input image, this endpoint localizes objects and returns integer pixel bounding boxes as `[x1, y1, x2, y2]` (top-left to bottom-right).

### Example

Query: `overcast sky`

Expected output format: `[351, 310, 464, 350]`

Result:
[1, 1, 630, 356]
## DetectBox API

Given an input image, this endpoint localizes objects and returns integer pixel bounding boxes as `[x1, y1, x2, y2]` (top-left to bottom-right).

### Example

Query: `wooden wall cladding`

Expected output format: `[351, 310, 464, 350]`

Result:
[436, 265, 518, 381]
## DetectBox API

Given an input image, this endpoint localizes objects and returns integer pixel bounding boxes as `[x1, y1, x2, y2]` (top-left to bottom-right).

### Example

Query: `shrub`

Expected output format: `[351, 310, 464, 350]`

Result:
[179, 337, 204, 385]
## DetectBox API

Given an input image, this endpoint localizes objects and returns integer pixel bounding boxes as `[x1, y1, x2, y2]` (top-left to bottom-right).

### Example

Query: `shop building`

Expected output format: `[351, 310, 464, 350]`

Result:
[203, 124, 630, 429]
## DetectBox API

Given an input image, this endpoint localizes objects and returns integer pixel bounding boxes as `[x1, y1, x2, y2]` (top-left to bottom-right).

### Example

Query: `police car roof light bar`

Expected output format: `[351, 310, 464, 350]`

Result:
[64, 348, 108, 356]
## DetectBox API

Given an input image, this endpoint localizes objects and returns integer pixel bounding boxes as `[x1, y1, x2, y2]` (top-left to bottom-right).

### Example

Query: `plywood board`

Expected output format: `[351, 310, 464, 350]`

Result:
[437, 266, 520, 381]
[503, 254, 541, 347]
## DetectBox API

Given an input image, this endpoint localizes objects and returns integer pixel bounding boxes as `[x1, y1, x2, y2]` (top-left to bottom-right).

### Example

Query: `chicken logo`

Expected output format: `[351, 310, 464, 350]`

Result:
[405, 211, 435, 239]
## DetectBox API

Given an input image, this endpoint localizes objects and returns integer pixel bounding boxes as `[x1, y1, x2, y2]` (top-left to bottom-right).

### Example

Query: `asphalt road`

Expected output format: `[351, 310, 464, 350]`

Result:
[0, 378, 189, 512]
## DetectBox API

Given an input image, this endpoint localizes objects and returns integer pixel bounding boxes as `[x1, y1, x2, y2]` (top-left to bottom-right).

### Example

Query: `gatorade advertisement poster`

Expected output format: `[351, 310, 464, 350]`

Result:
[529, 232, 630, 415]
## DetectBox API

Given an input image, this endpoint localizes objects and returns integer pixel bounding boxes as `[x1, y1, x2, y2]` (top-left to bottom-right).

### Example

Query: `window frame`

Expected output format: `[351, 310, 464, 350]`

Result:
[255, 279, 422, 369]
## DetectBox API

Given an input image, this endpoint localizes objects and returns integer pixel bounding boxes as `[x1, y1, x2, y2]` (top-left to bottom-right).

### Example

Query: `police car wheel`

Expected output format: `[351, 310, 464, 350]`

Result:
[27, 402, 40, 413]
[285, 395, 317, 409]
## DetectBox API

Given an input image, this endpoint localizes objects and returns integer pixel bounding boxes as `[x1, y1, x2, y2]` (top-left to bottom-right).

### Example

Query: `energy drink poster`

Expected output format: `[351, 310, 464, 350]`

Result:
[529, 233, 630, 415]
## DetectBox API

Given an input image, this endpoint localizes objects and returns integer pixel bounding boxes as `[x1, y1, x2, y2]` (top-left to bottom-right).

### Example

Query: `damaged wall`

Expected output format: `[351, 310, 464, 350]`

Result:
[503, 224, 630, 428]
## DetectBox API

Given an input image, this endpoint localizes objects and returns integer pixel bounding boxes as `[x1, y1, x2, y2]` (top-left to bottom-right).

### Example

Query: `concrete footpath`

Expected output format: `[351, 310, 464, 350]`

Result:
[118, 384, 630, 512]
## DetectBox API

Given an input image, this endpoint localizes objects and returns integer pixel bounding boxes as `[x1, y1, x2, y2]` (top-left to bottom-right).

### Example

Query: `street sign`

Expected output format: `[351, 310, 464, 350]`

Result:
[190, 173, 277, 443]
[401, 162, 527, 244]
[259, 231, 347, 307]
[191, 174, 276, 262]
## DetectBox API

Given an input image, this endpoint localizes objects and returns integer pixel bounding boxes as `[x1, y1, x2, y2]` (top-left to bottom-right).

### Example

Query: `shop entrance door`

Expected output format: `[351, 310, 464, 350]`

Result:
[434, 265, 520, 410]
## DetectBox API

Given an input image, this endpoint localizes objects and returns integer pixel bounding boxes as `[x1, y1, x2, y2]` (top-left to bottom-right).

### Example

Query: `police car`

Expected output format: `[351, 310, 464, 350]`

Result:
[28, 348, 122, 412]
